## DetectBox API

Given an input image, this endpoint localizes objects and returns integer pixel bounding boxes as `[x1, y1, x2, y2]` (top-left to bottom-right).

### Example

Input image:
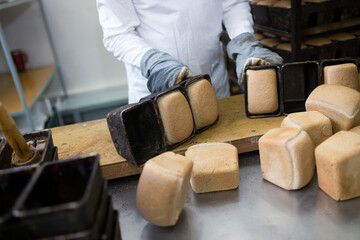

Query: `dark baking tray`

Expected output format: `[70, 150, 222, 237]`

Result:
[318, 58, 360, 85]
[251, 4, 270, 27]
[12, 154, 103, 238]
[107, 99, 165, 167]
[107, 74, 217, 167]
[0, 166, 37, 239]
[0, 129, 55, 172]
[281, 61, 319, 114]
[40, 181, 110, 240]
[101, 199, 115, 240]
[244, 65, 283, 118]
[182, 75, 219, 134]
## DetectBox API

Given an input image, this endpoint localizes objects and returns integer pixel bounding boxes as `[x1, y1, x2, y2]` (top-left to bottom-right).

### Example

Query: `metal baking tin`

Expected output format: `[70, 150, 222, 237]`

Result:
[107, 74, 218, 167]
[12, 154, 103, 239]
[182, 75, 219, 134]
[244, 57, 359, 118]
[281, 60, 319, 114]
[244, 65, 283, 119]
[0, 129, 56, 173]
[112, 210, 121, 240]
[40, 181, 110, 240]
[102, 198, 115, 240]
[0, 166, 37, 239]
[319, 58, 360, 85]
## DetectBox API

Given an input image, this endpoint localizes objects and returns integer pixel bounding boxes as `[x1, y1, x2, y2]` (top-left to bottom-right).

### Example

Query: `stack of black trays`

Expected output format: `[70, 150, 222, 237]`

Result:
[0, 154, 121, 240]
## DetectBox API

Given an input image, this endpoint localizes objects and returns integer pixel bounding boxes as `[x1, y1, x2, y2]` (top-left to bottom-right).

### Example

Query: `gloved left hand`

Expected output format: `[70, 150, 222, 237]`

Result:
[141, 48, 194, 93]
[226, 32, 283, 85]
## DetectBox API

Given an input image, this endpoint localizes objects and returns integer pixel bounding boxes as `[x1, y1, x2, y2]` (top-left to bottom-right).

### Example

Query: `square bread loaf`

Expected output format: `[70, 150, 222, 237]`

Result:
[323, 63, 359, 91]
[246, 68, 279, 115]
[259, 128, 315, 190]
[136, 152, 193, 226]
[185, 143, 239, 193]
[315, 131, 360, 201]
[280, 111, 332, 147]
[157, 90, 194, 145]
[305, 84, 360, 132]
[186, 79, 219, 129]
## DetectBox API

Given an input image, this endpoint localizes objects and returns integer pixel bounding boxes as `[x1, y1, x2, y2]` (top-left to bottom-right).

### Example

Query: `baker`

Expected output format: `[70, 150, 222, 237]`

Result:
[96, 0, 283, 103]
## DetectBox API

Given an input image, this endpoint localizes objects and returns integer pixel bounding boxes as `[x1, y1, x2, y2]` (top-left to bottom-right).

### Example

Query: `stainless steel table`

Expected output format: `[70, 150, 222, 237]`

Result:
[108, 151, 360, 240]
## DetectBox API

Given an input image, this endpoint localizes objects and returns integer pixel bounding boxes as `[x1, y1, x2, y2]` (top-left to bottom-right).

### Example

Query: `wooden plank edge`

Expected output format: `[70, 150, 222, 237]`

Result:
[101, 134, 263, 180]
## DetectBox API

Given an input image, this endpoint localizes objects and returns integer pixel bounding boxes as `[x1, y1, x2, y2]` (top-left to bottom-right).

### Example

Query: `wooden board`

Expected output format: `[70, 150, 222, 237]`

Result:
[51, 94, 285, 179]
[0, 65, 55, 113]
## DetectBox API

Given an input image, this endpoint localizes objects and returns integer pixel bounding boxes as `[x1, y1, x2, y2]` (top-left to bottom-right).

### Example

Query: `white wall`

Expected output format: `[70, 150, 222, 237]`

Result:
[0, 0, 128, 97]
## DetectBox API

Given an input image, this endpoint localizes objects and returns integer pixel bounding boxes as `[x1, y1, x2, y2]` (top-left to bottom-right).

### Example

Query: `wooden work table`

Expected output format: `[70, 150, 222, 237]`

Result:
[51, 94, 284, 179]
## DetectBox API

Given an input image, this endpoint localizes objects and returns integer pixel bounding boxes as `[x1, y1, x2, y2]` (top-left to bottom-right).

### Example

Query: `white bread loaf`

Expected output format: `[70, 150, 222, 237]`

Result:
[254, 33, 265, 41]
[281, 111, 332, 147]
[185, 143, 239, 193]
[349, 125, 360, 135]
[327, 32, 356, 41]
[260, 38, 280, 48]
[157, 90, 194, 145]
[315, 131, 360, 201]
[246, 68, 279, 115]
[259, 128, 315, 190]
[304, 37, 332, 47]
[323, 63, 359, 91]
[305, 84, 360, 132]
[186, 79, 218, 129]
[136, 152, 193, 226]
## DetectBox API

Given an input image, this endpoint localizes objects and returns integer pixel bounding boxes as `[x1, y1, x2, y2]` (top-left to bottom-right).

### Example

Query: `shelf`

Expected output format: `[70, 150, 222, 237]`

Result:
[0, 0, 33, 10]
[0, 65, 56, 115]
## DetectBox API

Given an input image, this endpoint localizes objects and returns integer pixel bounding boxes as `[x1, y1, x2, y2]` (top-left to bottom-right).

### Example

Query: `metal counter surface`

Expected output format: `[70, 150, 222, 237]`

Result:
[108, 151, 360, 240]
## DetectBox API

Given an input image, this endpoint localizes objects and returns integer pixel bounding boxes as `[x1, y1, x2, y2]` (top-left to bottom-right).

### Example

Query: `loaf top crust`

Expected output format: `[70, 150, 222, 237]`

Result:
[328, 32, 356, 41]
[323, 63, 359, 90]
[304, 37, 332, 47]
[305, 84, 360, 118]
[260, 38, 280, 47]
[273, 0, 291, 8]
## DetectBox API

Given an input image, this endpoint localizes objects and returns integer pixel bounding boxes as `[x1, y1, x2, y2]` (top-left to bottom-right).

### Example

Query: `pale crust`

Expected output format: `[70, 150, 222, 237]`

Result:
[259, 128, 315, 190]
[305, 84, 360, 132]
[185, 143, 239, 193]
[281, 111, 332, 147]
[323, 63, 359, 91]
[256, 0, 278, 6]
[327, 32, 356, 41]
[158, 90, 194, 145]
[136, 152, 193, 226]
[187, 79, 219, 129]
[315, 131, 360, 201]
[304, 37, 332, 47]
[273, 0, 291, 8]
[260, 38, 280, 47]
[254, 33, 265, 41]
[276, 43, 307, 51]
[246, 69, 279, 114]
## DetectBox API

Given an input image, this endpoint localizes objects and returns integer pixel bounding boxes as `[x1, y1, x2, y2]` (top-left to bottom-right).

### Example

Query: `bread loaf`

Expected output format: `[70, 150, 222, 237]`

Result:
[186, 79, 218, 129]
[259, 128, 315, 190]
[328, 32, 356, 41]
[276, 43, 307, 51]
[185, 143, 239, 193]
[281, 111, 332, 147]
[260, 38, 280, 48]
[136, 152, 193, 226]
[323, 63, 359, 91]
[157, 90, 194, 145]
[257, 0, 277, 6]
[254, 33, 265, 41]
[246, 68, 279, 115]
[304, 37, 332, 47]
[315, 131, 360, 201]
[273, 0, 291, 8]
[305, 84, 360, 132]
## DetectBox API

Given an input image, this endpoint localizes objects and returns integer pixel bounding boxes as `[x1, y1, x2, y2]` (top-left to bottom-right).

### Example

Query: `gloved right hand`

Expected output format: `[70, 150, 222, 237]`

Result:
[141, 49, 194, 93]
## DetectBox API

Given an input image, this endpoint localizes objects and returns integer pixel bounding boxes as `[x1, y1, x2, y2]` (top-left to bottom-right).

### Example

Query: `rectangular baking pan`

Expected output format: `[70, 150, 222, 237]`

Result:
[0, 166, 37, 239]
[281, 61, 319, 114]
[39, 181, 110, 240]
[107, 74, 218, 167]
[11, 154, 103, 239]
[244, 65, 283, 118]
[319, 58, 360, 85]
[0, 129, 56, 173]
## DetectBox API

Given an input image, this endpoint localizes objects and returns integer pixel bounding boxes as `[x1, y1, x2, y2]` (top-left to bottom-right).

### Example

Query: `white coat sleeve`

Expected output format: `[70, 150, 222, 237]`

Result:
[96, 0, 152, 67]
[222, 0, 254, 40]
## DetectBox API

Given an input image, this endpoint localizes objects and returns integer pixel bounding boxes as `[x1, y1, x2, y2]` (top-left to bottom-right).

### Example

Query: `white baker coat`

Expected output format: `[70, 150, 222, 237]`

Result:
[97, 0, 254, 103]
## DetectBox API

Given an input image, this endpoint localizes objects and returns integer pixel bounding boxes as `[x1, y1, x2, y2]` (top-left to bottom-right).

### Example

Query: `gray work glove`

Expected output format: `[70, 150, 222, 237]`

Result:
[141, 48, 194, 93]
[226, 32, 283, 85]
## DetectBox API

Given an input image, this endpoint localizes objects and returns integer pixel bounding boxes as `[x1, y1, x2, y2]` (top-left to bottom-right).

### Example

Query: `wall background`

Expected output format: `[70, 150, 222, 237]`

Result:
[0, 0, 128, 97]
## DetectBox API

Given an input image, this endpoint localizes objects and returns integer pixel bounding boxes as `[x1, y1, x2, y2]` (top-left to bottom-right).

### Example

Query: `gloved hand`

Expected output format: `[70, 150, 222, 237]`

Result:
[226, 32, 283, 85]
[141, 48, 194, 93]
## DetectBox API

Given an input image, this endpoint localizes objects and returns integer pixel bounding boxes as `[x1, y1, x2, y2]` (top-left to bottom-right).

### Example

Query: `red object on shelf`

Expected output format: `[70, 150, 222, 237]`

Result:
[11, 49, 28, 72]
